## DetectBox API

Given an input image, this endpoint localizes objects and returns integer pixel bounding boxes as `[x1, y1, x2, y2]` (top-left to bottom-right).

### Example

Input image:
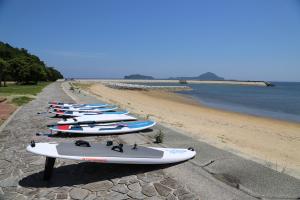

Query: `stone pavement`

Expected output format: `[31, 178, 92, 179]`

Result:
[0, 82, 198, 200]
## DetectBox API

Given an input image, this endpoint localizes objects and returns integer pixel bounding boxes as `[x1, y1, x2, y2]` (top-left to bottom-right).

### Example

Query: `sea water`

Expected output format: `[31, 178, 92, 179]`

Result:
[134, 82, 300, 123]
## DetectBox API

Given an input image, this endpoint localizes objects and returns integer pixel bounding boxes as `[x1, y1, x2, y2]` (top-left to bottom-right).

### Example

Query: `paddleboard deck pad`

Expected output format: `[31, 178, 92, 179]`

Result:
[27, 140, 196, 180]
[49, 120, 156, 134]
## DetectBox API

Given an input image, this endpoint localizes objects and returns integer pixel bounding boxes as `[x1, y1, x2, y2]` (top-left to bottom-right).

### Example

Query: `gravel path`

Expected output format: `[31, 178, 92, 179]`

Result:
[0, 82, 197, 200]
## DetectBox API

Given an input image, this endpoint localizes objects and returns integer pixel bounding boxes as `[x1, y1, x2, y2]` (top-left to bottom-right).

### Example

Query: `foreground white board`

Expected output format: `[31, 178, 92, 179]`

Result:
[27, 142, 196, 165]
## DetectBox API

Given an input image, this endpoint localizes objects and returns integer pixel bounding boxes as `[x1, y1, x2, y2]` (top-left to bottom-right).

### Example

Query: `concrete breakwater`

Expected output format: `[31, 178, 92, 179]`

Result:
[75, 79, 274, 87]
[104, 82, 191, 91]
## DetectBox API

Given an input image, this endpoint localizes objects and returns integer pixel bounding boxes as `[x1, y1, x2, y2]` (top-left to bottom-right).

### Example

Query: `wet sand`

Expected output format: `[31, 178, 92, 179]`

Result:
[87, 83, 300, 175]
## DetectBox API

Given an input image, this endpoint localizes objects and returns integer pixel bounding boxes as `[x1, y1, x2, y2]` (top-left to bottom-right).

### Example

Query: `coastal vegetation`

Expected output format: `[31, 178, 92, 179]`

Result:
[0, 41, 63, 86]
[154, 129, 164, 143]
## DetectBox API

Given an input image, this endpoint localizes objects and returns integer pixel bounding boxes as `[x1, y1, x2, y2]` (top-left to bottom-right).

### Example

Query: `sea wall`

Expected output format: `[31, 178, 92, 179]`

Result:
[76, 79, 272, 87]
[103, 82, 191, 91]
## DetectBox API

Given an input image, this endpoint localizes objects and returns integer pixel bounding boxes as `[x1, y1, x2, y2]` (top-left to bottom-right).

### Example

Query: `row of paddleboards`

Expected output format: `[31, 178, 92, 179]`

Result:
[27, 101, 196, 180]
[47, 102, 155, 134]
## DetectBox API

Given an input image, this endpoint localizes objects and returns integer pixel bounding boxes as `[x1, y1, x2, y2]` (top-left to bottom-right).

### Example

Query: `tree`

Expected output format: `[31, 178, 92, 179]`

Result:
[46, 67, 63, 81]
[0, 41, 64, 84]
[0, 58, 9, 87]
[8, 57, 26, 84]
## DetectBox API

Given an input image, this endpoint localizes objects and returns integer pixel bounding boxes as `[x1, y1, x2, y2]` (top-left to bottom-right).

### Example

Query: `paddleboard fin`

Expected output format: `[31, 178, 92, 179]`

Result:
[43, 157, 56, 181]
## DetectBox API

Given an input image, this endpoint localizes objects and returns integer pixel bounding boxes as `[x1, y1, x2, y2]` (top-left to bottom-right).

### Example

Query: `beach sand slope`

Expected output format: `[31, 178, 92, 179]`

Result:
[88, 83, 300, 176]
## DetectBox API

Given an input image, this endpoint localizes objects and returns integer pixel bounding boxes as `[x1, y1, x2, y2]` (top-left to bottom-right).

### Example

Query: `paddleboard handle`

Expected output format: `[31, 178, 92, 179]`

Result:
[112, 144, 123, 153]
[106, 141, 113, 146]
[30, 140, 35, 147]
[75, 140, 91, 147]
[188, 147, 195, 151]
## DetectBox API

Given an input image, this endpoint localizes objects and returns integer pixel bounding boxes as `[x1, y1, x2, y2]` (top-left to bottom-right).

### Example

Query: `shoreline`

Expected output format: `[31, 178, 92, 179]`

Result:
[178, 92, 300, 124]
[82, 82, 300, 176]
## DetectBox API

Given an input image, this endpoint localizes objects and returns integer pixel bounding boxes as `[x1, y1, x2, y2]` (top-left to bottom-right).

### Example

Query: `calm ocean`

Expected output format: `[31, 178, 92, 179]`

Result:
[134, 82, 300, 123]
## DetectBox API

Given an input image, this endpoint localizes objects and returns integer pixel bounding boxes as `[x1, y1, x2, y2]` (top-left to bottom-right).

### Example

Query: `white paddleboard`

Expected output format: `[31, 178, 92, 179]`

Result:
[49, 121, 156, 134]
[49, 110, 129, 117]
[57, 114, 137, 125]
[27, 141, 196, 164]
[52, 106, 118, 112]
[49, 102, 108, 108]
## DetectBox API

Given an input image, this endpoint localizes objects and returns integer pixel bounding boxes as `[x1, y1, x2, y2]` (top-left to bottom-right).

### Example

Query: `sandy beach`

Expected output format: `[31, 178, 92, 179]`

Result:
[85, 82, 300, 176]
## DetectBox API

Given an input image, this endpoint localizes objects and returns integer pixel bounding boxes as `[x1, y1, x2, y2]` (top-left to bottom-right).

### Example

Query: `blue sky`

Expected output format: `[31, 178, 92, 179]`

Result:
[0, 0, 300, 81]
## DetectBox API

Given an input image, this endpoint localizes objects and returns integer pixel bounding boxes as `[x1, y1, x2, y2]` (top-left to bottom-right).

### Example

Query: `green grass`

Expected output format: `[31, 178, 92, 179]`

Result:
[0, 82, 50, 96]
[11, 96, 34, 106]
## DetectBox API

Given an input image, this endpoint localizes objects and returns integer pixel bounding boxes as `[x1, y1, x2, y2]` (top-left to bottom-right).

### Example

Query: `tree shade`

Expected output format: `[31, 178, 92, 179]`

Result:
[0, 41, 63, 86]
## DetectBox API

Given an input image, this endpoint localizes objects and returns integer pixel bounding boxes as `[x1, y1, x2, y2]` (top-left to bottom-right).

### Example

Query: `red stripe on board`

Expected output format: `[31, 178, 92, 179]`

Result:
[58, 125, 70, 130]
[81, 157, 107, 163]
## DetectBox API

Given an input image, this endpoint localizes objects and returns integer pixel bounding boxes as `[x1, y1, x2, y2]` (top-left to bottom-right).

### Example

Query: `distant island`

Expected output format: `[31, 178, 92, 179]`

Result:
[124, 74, 154, 80]
[169, 72, 225, 81]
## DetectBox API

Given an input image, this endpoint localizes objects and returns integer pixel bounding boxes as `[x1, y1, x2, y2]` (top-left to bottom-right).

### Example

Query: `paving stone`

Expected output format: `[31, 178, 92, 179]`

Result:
[137, 171, 164, 183]
[128, 191, 146, 199]
[128, 182, 142, 192]
[83, 181, 113, 192]
[69, 188, 90, 199]
[141, 184, 157, 197]
[17, 188, 38, 197]
[111, 184, 129, 194]
[137, 173, 147, 180]
[166, 193, 177, 200]
[34, 189, 52, 199]
[0, 160, 10, 168]
[96, 190, 110, 197]
[56, 192, 68, 199]
[118, 175, 138, 184]
[44, 191, 56, 199]
[145, 197, 165, 200]
[173, 187, 189, 197]
[103, 191, 128, 200]
[84, 193, 97, 200]
[160, 177, 179, 189]
[178, 193, 198, 200]
[153, 183, 172, 197]
[15, 194, 27, 200]
[2, 191, 19, 199]
[111, 178, 120, 185]
[0, 176, 19, 187]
